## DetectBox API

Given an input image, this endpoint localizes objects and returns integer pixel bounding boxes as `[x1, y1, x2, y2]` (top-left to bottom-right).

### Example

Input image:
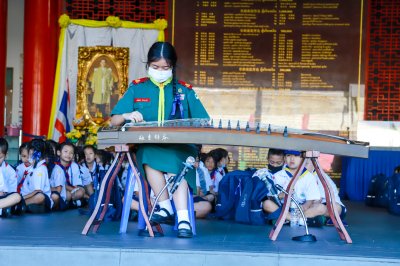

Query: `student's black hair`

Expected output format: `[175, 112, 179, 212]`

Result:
[147, 42, 181, 118]
[46, 139, 59, 154]
[96, 149, 112, 168]
[29, 139, 47, 168]
[199, 152, 208, 163]
[58, 141, 76, 154]
[209, 148, 228, 164]
[45, 139, 58, 177]
[0, 137, 9, 154]
[267, 148, 284, 158]
[83, 144, 97, 154]
[75, 145, 84, 164]
[19, 142, 30, 155]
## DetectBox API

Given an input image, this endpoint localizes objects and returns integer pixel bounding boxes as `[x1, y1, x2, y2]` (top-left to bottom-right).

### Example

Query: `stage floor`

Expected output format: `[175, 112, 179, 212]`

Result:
[0, 201, 399, 266]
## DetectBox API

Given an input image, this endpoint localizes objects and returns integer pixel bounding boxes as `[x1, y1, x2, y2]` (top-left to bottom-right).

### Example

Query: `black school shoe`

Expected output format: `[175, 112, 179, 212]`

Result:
[177, 221, 193, 238]
[150, 208, 175, 225]
[306, 215, 326, 227]
[26, 204, 46, 214]
[1, 207, 12, 218]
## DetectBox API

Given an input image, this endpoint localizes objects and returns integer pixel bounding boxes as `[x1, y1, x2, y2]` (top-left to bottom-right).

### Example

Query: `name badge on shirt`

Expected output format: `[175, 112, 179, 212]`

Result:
[134, 98, 150, 103]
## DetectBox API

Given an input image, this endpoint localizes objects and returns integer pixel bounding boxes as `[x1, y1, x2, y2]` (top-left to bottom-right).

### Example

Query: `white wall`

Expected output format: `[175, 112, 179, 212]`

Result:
[6, 0, 24, 125]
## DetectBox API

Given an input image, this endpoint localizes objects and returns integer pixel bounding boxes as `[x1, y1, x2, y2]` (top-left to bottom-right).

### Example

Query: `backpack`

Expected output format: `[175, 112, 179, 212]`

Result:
[235, 175, 270, 225]
[215, 169, 256, 220]
[365, 173, 389, 208]
[89, 168, 123, 221]
[387, 173, 400, 215]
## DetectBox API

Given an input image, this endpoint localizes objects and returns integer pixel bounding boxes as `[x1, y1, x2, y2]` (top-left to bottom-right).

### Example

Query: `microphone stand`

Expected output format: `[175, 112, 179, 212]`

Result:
[148, 157, 195, 222]
[275, 184, 317, 242]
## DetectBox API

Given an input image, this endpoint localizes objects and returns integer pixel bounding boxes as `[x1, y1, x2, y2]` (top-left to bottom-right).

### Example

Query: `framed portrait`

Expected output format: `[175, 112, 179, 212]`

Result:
[76, 46, 129, 125]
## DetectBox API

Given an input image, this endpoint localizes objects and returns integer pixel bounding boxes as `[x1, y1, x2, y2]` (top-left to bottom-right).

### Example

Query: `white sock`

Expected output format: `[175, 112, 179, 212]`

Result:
[157, 199, 174, 217]
[177, 210, 190, 230]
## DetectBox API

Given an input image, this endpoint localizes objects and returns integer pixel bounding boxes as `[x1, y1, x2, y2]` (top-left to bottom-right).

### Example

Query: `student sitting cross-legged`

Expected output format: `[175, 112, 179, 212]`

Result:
[0, 138, 22, 217]
[305, 160, 348, 226]
[263, 150, 327, 227]
[50, 142, 85, 211]
[20, 139, 53, 213]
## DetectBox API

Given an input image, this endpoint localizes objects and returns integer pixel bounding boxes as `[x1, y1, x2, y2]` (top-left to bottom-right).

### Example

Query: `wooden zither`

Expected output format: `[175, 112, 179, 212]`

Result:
[83, 119, 369, 243]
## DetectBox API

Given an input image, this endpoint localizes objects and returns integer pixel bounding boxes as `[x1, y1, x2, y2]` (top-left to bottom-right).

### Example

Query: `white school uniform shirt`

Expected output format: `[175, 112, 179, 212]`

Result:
[0, 170, 8, 193]
[313, 171, 345, 207]
[20, 160, 53, 207]
[16, 163, 33, 184]
[210, 168, 224, 193]
[272, 167, 321, 205]
[195, 161, 213, 193]
[79, 163, 94, 186]
[0, 161, 18, 192]
[50, 162, 83, 201]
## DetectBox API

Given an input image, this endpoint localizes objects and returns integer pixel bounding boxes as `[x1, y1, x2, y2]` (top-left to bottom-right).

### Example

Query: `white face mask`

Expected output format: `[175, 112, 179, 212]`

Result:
[148, 67, 172, 83]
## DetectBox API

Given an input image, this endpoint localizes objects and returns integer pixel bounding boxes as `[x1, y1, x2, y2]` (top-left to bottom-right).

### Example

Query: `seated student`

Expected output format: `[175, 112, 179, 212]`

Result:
[252, 148, 285, 185]
[16, 142, 32, 192]
[0, 138, 18, 195]
[252, 148, 285, 206]
[204, 152, 221, 202]
[20, 139, 53, 213]
[79, 145, 96, 197]
[210, 148, 229, 176]
[305, 161, 347, 225]
[263, 150, 326, 227]
[0, 169, 22, 217]
[193, 153, 213, 218]
[0, 139, 22, 217]
[50, 142, 85, 210]
[45, 139, 58, 180]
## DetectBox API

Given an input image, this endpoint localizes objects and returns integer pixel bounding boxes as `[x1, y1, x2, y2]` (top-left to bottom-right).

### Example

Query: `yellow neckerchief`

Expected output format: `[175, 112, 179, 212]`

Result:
[149, 77, 172, 124]
[284, 166, 309, 179]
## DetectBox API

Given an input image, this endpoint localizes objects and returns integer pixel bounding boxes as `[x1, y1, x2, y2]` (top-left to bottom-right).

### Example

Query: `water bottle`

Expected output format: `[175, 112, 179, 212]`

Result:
[290, 200, 299, 227]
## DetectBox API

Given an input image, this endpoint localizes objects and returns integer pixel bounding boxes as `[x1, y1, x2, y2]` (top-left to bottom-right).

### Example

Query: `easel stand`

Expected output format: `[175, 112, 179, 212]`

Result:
[81, 145, 161, 236]
[268, 150, 352, 244]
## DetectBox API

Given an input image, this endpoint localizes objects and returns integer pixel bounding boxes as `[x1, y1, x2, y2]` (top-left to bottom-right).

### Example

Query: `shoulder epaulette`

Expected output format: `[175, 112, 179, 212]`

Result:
[178, 80, 193, 89]
[132, 77, 149, 85]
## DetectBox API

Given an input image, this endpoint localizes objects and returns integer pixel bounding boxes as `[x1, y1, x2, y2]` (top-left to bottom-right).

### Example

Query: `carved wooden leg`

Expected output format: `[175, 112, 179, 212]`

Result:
[269, 157, 308, 240]
[312, 158, 352, 243]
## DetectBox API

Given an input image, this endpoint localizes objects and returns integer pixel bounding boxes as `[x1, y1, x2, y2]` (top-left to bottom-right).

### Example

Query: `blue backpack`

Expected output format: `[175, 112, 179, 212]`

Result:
[235, 175, 270, 225]
[215, 169, 256, 220]
[387, 173, 400, 215]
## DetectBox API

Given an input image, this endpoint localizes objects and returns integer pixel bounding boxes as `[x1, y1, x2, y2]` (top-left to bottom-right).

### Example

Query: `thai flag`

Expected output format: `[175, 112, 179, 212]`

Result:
[54, 79, 71, 143]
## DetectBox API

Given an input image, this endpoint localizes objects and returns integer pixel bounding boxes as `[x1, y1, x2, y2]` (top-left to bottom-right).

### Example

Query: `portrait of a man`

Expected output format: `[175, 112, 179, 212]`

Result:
[76, 46, 129, 125]
[87, 56, 118, 119]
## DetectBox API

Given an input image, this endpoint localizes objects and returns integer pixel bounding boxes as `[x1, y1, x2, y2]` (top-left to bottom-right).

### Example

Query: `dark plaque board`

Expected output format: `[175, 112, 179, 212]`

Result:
[171, 0, 365, 91]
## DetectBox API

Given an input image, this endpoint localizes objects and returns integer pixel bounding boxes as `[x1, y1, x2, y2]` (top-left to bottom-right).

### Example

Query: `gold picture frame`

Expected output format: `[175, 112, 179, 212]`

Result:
[76, 46, 129, 126]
